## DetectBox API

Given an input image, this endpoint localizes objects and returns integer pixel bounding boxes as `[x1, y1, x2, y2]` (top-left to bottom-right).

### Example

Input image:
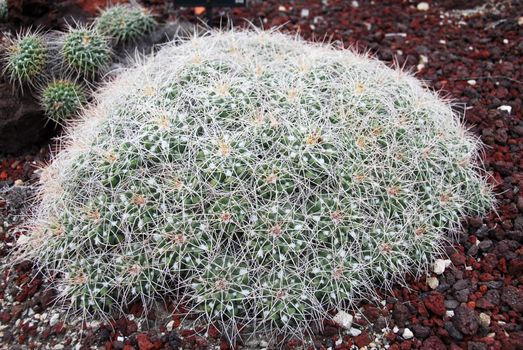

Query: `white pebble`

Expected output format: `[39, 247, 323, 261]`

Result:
[498, 105, 512, 114]
[333, 310, 353, 329]
[166, 320, 176, 331]
[349, 327, 362, 336]
[479, 313, 491, 327]
[402, 328, 414, 339]
[433, 259, 451, 275]
[49, 313, 60, 327]
[301, 9, 309, 18]
[393, 325, 399, 333]
[427, 276, 439, 289]
[351, 1, 359, 8]
[417, 2, 429, 11]
[467, 80, 477, 85]
[446, 310, 455, 318]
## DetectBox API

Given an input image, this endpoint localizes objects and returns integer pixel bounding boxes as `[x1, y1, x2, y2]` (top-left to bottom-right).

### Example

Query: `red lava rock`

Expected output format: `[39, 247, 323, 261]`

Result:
[422, 336, 446, 350]
[353, 332, 371, 348]
[322, 325, 338, 337]
[423, 292, 446, 316]
[136, 333, 154, 350]
[0, 312, 11, 323]
[451, 252, 467, 266]
[207, 324, 220, 338]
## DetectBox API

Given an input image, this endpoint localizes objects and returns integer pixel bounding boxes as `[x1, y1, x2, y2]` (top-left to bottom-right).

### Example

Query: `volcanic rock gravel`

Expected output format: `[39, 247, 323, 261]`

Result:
[1, 0, 522, 349]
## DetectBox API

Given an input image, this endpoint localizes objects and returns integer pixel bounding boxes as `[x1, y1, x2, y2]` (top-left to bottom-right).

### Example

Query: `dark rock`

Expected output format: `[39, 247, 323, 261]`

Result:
[483, 289, 501, 305]
[422, 336, 446, 350]
[392, 303, 411, 327]
[467, 341, 488, 350]
[453, 279, 469, 291]
[501, 285, 523, 312]
[373, 316, 388, 332]
[445, 299, 460, 309]
[445, 321, 464, 340]
[411, 324, 431, 339]
[454, 288, 470, 303]
[0, 78, 53, 154]
[453, 305, 479, 335]
[478, 239, 493, 252]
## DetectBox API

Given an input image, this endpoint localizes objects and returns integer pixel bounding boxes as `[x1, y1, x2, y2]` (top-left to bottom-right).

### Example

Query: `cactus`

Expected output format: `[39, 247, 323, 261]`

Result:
[2, 30, 47, 86]
[19, 31, 494, 338]
[40, 79, 86, 124]
[0, 0, 7, 21]
[59, 26, 111, 75]
[94, 4, 156, 45]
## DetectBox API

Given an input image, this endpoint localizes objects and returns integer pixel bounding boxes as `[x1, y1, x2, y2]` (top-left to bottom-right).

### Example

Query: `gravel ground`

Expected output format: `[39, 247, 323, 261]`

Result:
[1, 0, 522, 349]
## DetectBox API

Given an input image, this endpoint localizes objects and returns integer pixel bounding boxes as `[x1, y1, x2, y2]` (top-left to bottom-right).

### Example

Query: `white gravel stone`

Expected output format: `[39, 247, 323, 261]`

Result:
[300, 9, 309, 18]
[393, 325, 399, 333]
[479, 313, 491, 327]
[333, 310, 353, 329]
[49, 313, 60, 327]
[402, 328, 414, 339]
[498, 105, 512, 114]
[427, 276, 439, 289]
[467, 80, 477, 85]
[349, 327, 362, 336]
[433, 259, 451, 275]
[417, 2, 429, 11]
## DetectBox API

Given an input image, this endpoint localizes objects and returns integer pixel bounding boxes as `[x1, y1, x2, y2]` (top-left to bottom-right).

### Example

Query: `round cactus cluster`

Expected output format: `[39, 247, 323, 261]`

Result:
[94, 4, 156, 45]
[40, 80, 86, 124]
[21, 31, 494, 337]
[59, 26, 111, 75]
[2, 30, 47, 86]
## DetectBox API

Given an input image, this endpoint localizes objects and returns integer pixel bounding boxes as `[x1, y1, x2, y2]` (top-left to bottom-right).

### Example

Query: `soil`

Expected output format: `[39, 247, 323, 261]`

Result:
[1, 0, 522, 349]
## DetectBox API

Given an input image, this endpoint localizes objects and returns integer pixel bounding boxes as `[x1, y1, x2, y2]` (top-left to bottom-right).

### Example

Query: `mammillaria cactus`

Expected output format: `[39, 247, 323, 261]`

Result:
[0, 0, 7, 21]
[2, 30, 47, 86]
[19, 30, 494, 338]
[59, 26, 111, 76]
[94, 4, 156, 45]
[40, 79, 86, 124]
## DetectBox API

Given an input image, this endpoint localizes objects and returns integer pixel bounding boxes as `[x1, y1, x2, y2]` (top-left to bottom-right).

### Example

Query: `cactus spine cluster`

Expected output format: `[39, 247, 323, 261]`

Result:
[40, 80, 86, 124]
[20, 31, 494, 338]
[94, 4, 156, 45]
[3, 30, 47, 86]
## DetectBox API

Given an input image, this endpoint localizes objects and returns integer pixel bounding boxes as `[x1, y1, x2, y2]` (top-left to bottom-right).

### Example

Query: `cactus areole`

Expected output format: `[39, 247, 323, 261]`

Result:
[22, 31, 493, 337]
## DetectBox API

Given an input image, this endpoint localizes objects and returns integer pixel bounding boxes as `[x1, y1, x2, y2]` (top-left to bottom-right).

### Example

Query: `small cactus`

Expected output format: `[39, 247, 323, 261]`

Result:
[94, 4, 156, 45]
[40, 79, 86, 124]
[0, 0, 7, 21]
[59, 26, 111, 75]
[19, 31, 494, 339]
[2, 30, 47, 86]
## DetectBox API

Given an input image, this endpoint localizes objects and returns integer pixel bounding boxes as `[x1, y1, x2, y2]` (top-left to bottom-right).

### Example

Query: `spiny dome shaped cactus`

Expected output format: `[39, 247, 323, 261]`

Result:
[22, 31, 493, 336]
[41, 80, 86, 124]
[60, 26, 111, 75]
[3, 30, 47, 85]
[94, 4, 156, 45]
